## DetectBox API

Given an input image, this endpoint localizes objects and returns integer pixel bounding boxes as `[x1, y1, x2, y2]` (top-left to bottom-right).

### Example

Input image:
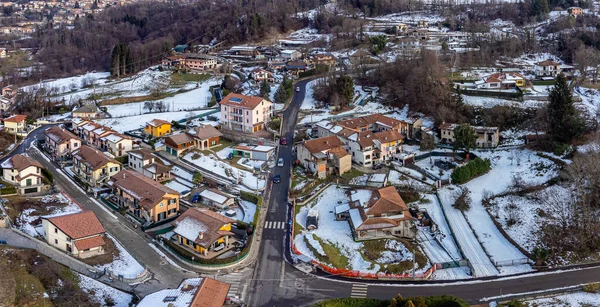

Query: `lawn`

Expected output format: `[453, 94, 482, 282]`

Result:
[207, 138, 233, 154]
[171, 73, 211, 85]
[310, 235, 350, 269]
[361, 239, 428, 274]
[339, 168, 365, 183]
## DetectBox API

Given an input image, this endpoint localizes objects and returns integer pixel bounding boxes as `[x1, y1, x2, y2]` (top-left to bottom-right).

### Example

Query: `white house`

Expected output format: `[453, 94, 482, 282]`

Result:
[280, 49, 302, 61]
[100, 132, 133, 157]
[219, 93, 274, 134]
[199, 188, 235, 209]
[534, 60, 561, 78]
[41, 210, 106, 259]
[1, 154, 47, 194]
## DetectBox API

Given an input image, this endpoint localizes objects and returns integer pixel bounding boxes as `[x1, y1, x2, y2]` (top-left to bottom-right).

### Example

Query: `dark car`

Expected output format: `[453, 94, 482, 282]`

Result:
[280, 137, 287, 145]
[273, 174, 281, 183]
[373, 163, 383, 170]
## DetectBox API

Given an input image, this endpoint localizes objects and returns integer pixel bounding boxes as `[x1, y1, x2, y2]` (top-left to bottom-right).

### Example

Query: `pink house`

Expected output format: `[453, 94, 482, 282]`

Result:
[219, 93, 274, 133]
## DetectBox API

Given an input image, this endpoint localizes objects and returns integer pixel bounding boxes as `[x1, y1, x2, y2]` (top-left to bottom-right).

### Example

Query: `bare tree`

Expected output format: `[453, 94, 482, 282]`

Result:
[143, 101, 155, 113]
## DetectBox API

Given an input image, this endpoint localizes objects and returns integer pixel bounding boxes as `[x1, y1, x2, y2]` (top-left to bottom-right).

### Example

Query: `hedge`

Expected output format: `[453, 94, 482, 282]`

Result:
[451, 158, 491, 184]
[240, 190, 259, 204]
[41, 168, 53, 183]
[312, 298, 388, 307]
[162, 236, 251, 265]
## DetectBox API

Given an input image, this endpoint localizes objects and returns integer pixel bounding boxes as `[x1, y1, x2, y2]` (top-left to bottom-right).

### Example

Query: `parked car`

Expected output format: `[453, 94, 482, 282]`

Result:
[296, 86, 300, 92]
[273, 174, 281, 183]
[227, 152, 233, 160]
[373, 163, 383, 170]
[280, 137, 287, 145]
[277, 158, 284, 167]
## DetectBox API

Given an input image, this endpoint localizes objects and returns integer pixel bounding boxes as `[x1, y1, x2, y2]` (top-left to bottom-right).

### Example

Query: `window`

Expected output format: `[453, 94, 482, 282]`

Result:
[169, 199, 176, 205]
[246, 119, 249, 123]
[159, 203, 164, 208]
[55, 228, 58, 233]
[246, 110, 249, 115]
[54, 239, 58, 244]
[256, 110, 258, 115]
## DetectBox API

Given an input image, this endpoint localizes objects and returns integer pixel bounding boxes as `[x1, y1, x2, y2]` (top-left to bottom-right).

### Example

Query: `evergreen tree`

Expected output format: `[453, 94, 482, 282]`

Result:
[110, 44, 121, 77]
[547, 74, 584, 144]
[334, 75, 354, 106]
[453, 123, 477, 159]
[125, 47, 134, 75]
[260, 81, 270, 99]
[274, 75, 293, 104]
[531, 0, 549, 20]
[118, 43, 127, 77]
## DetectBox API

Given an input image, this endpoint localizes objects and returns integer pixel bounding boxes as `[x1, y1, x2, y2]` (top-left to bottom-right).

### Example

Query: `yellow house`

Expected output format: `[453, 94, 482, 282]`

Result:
[144, 119, 172, 137]
[172, 208, 235, 258]
[109, 169, 180, 223]
[72, 145, 122, 187]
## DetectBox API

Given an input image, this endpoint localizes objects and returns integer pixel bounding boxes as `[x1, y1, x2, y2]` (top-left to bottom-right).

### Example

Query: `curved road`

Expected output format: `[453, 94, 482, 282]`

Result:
[246, 79, 600, 306]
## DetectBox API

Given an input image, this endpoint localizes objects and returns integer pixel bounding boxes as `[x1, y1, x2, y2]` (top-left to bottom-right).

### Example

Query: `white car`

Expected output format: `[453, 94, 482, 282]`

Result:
[277, 158, 284, 167]
[296, 86, 300, 92]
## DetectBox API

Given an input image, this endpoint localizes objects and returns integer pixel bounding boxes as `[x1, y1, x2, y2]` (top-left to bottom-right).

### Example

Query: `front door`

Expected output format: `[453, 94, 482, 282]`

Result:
[66, 244, 72, 253]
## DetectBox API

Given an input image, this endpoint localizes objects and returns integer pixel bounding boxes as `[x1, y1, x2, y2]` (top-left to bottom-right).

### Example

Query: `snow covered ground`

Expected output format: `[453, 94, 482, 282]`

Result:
[368, 11, 445, 24]
[294, 185, 428, 274]
[460, 149, 557, 269]
[298, 101, 393, 124]
[96, 110, 218, 133]
[77, 273, 133, 306]
[97, 234, 145, 279]
[105, 78, 220, 117]
[461, 95, 545, 109]
[23, 72, 110, 97]
[183, 152, 266, 190]
[238, 200, 256, 223]
[437, 187, 499, 277]
[301, 79, 322, 110]
[525, 291, 600, 306]
[16, 194, 82, 237]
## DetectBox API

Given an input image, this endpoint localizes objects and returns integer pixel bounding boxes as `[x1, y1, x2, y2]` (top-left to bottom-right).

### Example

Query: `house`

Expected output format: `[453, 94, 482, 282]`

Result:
[109, 169, 180, 223]
[44, 126, 82, 161]
[137, 278, 230, 307]
[3, 114, 27, 135]
[338, 186, 416, 241]
[336, 113, 422, 139]
[285, 61, 309, 74]
[534, 60, 561, 78]
[72, 104, 100, 118]
[219, 93, 274, 134]
[41, 211, 106, 259]
[439, 123, 500, 148]
[72, 145, 122, 187]
[165, 125, 223, 156]
[417, 20, 429, 28]
[0, 48, 6, 58]
[1, 154, 47, 194]
[199, 188, 235, 209]
[99, 132, 133, 157]
[475, 72, 527, 89]
[0, 96, 13, 112]
[128, 148, 171, 182]
[349, 50, 373, 65]
[90, 126, 116, 148]
[1, 85, 16, 98]
[144, 119, 172, 137]
[142, 162, 172, 182]
[171, 208, 235, 258]
[280, 49, 302, 61]
[182, 54, 218, 71]
[161, 54, 186, 68]
[568, 6, 583, 16]
[313, 53, 336, 66]
[296, 135, 352, 179]
[251, 68, 275, 82]
[250, 145, 275, 161]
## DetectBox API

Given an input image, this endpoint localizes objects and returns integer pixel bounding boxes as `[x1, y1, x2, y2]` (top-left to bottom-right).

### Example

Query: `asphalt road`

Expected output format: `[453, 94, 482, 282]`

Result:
[245, 79, 600, 306]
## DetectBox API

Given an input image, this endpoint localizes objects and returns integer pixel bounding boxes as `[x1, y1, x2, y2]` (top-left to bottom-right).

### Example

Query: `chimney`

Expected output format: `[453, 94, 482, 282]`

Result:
[199, 232, 204, 240]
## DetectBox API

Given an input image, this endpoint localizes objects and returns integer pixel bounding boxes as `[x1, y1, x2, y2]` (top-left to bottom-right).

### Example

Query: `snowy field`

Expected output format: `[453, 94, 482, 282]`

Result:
[97, 234, 145, 278]
[460, 149, 557, 269]
[238, 200, 257, 223]
[77, 273, 133, 306]
[461, 95, 545, 109]
[16, 194, 82, 237]
[23, 72, 110, 97]
[301, 79, 322, 110]
[368, 11, 445, 24]
[105, 78, 220, 117]
[294, 185, 429, 274]
[525, 291, 600, 307]
[438, 187, 499, 277]
[183, 153, 266, 190]
[96, 111, 218, 133]
[299, 101, 393, 125]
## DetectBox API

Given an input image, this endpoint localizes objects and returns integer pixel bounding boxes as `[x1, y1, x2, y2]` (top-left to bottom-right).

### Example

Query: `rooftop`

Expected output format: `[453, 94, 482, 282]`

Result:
[110, 169, 179, 210]
[173, 208, 234, 248]
[72, 145, 118, 171]
[220, 93, 269, 109]
[45, 210, 105, 239]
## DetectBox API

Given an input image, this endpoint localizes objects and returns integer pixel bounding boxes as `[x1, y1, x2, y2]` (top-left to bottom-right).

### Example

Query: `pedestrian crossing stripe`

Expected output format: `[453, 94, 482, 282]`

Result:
[350, 284, 368, 298]
[264, 221, 285, 229]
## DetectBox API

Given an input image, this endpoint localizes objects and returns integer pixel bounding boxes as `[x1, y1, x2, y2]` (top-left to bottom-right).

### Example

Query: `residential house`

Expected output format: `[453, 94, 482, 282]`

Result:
[3, 114, 27, 135]
[100, 132, 133, 157]
[296, 135, 352, 179]
[475, 72, 527, 89]
[336, 114, 421, 139]
[286, 61, 309, 74]
[219, 93, 273, 133]
[251, 68, 275, 82]
[41, 211, 106, 259]
[568, 6, 583, 16]
[72, 104, 100, 118]
[534, 60, 561, 78]
[0, 48, 6, 58]
[1, 154, 47, 194]
[229, 46, 262, 59]
[199, 188, 235, 209]
[72, 145, 122, 187]
[109, 169, 180, 223]
[171, 208, 235, 258]
[89, 126, 116, 148]
[44, 126, 82, 161]
[1, 85, 16, 98]
[230, 144, 275, 162]
[77, 121, 103, 143]
[144, 119, 172, 137]
[182, 54, 218, 71]
[439, 123, 500, 148]
[165, 125, 223, 156]
[0, 96, 12, 113]
[137, 278, 230, 307]
[336, 186, 416, 241]
[161, 54, 186, 68]
[280, 49, 302, 61]
[128, 148, 172, 182]
[313, 53, 336, 66]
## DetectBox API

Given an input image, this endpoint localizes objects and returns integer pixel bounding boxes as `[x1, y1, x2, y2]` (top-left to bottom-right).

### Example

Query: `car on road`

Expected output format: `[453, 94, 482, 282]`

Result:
[277, 158, 284, 167]
[296, 86, 300, 92]
[273, 174, 281, 183]
[280, 137, 287, 145]
[373, 163, 384, 170]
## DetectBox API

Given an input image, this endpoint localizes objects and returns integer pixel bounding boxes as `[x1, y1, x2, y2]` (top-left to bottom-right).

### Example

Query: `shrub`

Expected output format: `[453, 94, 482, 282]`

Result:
[451, 158, 491, 184]
[583, 282, 600, 293]
[240, 190, 259, 204]
[41, 168, 53, 183]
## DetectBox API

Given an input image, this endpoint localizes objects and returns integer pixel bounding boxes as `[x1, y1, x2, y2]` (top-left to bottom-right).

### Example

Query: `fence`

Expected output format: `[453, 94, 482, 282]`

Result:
[494, 258, 532, 267]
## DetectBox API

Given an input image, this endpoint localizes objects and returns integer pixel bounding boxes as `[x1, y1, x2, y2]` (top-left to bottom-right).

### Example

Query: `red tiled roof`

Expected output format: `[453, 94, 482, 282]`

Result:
[4, 154, 43, 171]
[302, 135, 343, 154]
[46, 211, 105, 239]
[4, 114, 26, 123]
[190, 278, 230, 307]
[220, 93, 268, 109]
[73, 235, 105, 250]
